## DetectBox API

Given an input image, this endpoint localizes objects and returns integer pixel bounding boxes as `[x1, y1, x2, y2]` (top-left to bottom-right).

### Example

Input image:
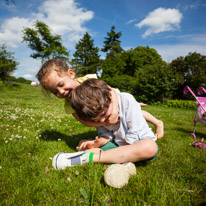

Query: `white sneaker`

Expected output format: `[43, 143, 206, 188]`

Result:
[104, 162, 136, 188]
[52, 151, 88, 170]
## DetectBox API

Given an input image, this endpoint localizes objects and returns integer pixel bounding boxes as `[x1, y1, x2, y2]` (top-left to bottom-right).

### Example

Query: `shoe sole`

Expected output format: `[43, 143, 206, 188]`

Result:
[104, 163, 136, 188]
[123, 162, 136, 176]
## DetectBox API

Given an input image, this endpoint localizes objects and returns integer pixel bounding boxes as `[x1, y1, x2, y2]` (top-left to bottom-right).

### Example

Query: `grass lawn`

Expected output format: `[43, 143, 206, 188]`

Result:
[0, 83, 206, 205]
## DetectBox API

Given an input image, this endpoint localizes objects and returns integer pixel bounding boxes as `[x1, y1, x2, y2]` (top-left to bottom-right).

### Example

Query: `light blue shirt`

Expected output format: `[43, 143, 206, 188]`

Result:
[97, 92, 157, 146]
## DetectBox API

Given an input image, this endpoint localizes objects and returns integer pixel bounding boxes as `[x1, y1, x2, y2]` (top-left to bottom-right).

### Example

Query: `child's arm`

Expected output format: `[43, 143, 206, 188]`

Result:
[106, 88, 119, 125]
[107, 90, 147, 125]
[78, 136, 110, 151]
[142, 110, 164, 139]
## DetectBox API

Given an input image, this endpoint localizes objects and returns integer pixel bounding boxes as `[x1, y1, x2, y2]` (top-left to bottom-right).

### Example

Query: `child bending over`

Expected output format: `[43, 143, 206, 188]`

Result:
[52, 78, 158, 169]
[36, 58, 164, 138]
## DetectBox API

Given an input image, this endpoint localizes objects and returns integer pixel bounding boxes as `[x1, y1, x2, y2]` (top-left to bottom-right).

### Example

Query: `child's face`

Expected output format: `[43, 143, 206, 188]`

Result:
[44, 68, 79, 98]
[91, 101, 113, 124]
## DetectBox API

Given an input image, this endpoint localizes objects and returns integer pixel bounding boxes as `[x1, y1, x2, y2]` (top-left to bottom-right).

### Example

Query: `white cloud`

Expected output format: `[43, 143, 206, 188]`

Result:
[0, 17, 32, 48]
[136, 8, 183, 38]
[182, 1, 206, 11]
[37, 0, 94, 48]
[123, 34, 206, 62]
[153, 34, 206, 62]
[0, 0, 94, 49]
[23, 74, 33, 79]
[40, 0, 93, 34]
[126, 18, 137, 25]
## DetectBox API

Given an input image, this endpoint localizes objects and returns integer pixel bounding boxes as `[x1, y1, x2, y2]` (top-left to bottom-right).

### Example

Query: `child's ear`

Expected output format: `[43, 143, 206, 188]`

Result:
[109, 89, 114, 101]
[109, 90, 113, 101]
[68, 69, 75, 79]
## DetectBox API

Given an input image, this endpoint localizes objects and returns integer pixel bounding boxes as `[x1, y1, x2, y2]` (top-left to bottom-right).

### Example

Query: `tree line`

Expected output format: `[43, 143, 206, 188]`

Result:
[1, 21, 205, 102]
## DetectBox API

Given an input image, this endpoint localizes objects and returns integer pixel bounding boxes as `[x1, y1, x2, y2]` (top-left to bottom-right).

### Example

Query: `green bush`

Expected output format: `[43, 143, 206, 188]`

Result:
[164, 100, 196, 109]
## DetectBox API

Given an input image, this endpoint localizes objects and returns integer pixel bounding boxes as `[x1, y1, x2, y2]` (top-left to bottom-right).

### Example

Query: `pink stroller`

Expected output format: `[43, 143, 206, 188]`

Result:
[183, 86, 206, 149]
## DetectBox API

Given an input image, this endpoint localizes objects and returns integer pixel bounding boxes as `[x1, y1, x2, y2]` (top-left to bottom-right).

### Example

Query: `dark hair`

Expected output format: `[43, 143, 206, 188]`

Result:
[71, 78, 111, 121]
[36, 58, 69, 89]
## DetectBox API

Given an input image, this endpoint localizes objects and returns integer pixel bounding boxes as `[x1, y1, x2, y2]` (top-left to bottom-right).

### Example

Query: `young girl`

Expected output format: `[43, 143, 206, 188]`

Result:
[36, 58, 164, 138]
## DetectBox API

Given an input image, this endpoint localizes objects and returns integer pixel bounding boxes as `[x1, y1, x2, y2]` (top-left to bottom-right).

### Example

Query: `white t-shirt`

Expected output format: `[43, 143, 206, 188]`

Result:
[97, 92, 157, 146]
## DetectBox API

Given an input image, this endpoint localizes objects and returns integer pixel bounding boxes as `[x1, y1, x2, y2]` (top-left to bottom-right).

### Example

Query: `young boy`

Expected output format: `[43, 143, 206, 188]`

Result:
[52, 78, 158, 170]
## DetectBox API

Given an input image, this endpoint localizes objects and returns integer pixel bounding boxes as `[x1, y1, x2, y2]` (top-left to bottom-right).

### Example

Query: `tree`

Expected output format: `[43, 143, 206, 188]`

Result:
[22, 21, 69, 64]
[102, 46, 165, 78]
[170, 52, 206, 99]
[131, 64, 174, 102]
[101, 55, 125, 78]
[0, 44, 19, 82]
[101, 26, 123, 59]
[118, 46, 164, 77]
[72, 32, 100, 76]
[101, 45, 174, 102]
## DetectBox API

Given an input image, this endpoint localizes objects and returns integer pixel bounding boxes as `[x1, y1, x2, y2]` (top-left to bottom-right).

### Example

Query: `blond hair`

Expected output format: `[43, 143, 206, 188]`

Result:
[36, 58, 69, 90]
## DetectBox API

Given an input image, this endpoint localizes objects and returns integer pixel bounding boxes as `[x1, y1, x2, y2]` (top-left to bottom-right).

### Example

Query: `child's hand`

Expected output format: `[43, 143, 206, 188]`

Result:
[78, 136, 101, 151]
[140, 102, 147, 107]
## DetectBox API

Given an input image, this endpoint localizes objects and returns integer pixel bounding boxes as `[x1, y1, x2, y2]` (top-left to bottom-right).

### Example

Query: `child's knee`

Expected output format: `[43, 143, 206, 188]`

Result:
[143, 139, 158, 157]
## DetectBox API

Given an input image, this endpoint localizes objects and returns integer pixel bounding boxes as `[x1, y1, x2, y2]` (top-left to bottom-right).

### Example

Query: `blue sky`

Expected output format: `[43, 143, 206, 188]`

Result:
[1, 0, 206, 81]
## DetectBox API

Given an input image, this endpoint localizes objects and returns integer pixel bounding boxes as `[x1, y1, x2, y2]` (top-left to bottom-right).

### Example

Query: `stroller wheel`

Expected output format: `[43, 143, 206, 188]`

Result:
[190, 133, 196, 139]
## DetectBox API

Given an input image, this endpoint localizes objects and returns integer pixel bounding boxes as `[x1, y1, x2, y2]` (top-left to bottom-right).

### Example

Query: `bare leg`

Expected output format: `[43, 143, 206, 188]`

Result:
[142, 110, 164, 139]
[52, 139, 158, 170]
[87, 139, 158, 164]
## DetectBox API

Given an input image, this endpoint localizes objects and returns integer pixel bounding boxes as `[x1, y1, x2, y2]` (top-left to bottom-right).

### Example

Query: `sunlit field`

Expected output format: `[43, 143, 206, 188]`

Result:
[0, 83, 206, 205]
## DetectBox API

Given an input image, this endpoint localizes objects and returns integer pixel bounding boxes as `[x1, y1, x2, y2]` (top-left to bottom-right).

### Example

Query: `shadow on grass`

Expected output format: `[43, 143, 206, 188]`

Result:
[175, 127, 206, 139]
[40, 130, 97, 150]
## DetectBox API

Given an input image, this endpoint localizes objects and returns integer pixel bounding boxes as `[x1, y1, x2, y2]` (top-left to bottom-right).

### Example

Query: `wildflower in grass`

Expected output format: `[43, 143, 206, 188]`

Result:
[5, 140, 8, 143]
[49, 157, 53, 160]
[75, 171, 79, 176]
[58, 138, 61, 141]
[16, 135, 21, 139]
[66, 177, 71, 182]
[0, 166, 2, 171]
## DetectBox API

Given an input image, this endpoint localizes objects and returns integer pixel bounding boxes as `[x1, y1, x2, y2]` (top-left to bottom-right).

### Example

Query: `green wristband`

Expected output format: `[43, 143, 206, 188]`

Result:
[89, 152, 94, 163]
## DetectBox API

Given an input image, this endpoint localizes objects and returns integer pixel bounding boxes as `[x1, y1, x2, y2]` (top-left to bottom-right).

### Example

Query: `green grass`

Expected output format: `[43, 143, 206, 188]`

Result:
[0, 83, 206, 205]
